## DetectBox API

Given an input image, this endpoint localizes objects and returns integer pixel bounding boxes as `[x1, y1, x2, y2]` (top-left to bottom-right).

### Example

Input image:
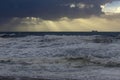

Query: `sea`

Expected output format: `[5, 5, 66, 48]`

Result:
[0, 32, 120, 80]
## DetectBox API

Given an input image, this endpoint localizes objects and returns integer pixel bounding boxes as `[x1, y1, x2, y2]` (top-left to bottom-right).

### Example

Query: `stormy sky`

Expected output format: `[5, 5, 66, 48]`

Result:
[0, 0, 120, 31]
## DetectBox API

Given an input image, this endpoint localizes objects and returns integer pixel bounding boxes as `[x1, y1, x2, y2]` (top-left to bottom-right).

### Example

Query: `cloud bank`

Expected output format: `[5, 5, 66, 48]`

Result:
[0, 0, 108, 19]
[0, 0, 120, 32]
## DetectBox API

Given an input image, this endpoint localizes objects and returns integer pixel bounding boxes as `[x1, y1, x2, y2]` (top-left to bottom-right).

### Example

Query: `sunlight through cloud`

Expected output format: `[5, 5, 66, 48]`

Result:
[102, 1, 120, 15]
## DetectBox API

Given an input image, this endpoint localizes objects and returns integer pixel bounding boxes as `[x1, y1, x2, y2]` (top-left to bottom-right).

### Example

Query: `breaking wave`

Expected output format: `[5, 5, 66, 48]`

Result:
[0, 35, 120, 79]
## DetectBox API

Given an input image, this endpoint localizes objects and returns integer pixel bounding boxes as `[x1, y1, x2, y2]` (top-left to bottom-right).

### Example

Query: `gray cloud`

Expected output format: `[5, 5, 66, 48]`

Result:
[1, 0, 119, 32]
[0, 0, 110, 20]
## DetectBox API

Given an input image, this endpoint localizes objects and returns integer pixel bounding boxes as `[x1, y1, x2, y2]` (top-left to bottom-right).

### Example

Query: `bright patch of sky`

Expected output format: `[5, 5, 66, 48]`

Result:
[102, 1, 120, 15]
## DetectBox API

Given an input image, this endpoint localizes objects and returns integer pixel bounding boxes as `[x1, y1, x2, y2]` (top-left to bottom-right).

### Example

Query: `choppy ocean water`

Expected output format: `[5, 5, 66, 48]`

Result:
[0, 34, 120, 80]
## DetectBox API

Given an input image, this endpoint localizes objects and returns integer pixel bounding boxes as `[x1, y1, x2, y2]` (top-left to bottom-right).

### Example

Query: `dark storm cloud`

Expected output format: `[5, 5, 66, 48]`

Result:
[0, 0, 109, 20]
